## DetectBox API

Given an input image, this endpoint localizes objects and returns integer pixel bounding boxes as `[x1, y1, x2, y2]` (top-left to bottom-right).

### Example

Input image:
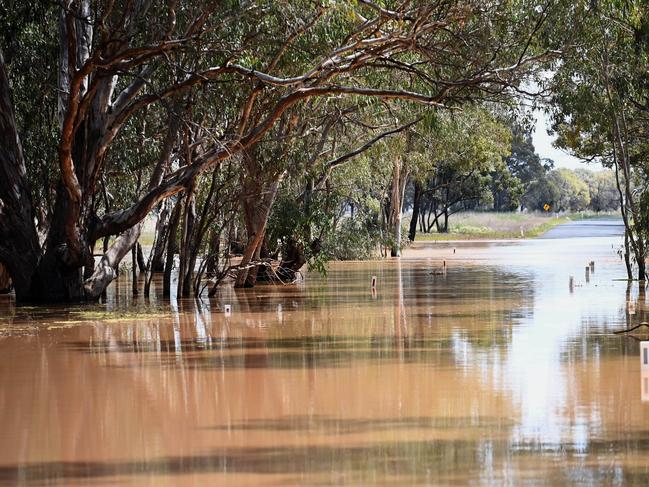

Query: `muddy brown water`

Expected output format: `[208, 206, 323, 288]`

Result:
[0, 218, 648, 486]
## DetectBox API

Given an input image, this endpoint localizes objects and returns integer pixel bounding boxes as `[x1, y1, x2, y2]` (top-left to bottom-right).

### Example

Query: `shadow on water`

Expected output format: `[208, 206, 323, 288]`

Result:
[1, 438, 649, 486]
[65, 335, 457, 369]
[204, 414, 514, 433]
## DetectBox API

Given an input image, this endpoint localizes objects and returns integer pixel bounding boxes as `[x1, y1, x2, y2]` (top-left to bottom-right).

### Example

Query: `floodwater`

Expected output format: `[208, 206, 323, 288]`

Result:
[0, 218, 648, 486]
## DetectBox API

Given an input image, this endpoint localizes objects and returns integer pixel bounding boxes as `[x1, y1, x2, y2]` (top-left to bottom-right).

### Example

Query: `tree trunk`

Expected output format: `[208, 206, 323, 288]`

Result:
[150, 202, 170, 272]
[386, 158, 409, 257]
[177, 183, 196, 298]
[131, 244, 138, 296]
[408, 180, 422, 242]
[0, 264, 11, 293]
[235, 156, 282, 288]
[84, 225, 142, 300]
[0, 49, 42, 301]
[136, 243, 146, 272]
[206, 229, 221, 276]
[638, 252, 646, 282]
[163, 198, 183, 298]
[276, 237, 320, 282]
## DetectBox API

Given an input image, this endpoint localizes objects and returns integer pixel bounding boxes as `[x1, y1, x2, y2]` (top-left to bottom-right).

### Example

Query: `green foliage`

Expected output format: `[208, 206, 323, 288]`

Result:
[1, 3, 59, 218]
[522, 167, 617, 213]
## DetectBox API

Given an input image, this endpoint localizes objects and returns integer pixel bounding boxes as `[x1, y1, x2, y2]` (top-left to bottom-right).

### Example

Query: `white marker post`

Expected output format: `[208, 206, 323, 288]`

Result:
[642, 371, 649, 402]
[371, 275, 377, 289]
[642, 342, 649, 401]
[641, 341, 649, 369]
[224, 304, 232, 317]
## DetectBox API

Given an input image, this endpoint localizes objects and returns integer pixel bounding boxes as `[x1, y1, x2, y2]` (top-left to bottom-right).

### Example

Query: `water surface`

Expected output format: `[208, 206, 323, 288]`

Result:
[0, 218, 648, 486]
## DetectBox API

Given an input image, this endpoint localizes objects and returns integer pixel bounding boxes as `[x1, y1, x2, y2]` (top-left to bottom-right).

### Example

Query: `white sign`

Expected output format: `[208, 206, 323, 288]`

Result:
[641, 342, 649, 369]
[642, 371, 649, 402]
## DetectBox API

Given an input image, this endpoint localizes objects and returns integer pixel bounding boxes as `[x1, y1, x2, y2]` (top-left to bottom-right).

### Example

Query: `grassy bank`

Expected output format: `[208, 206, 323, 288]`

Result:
[409, 211, 617, 241]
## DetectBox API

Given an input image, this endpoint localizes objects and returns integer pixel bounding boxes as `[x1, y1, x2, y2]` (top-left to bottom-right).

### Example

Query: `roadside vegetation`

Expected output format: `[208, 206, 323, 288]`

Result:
[409, 211, 616, 241]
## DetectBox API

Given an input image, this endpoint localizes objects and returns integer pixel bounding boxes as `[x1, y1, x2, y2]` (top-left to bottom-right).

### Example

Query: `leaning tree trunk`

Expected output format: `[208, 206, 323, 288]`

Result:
[84, 225, 142, 300]
[235, 158, 282, 288]
[234, 192, 274, 288]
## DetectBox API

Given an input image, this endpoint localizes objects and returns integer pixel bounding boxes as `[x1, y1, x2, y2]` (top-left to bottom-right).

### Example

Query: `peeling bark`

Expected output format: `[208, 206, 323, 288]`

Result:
[84, 225, 141, 300]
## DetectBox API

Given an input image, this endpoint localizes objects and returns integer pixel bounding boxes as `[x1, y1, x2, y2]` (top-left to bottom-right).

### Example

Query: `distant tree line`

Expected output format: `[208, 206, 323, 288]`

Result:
[403, 124, 619, 237]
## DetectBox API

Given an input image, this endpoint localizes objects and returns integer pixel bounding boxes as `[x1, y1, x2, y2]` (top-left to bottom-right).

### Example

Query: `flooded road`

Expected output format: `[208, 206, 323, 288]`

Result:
[1, 218, 648, 486]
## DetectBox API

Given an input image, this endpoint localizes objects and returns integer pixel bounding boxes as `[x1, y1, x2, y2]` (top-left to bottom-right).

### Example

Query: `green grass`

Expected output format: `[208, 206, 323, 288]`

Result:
[409, 211, 618, 241]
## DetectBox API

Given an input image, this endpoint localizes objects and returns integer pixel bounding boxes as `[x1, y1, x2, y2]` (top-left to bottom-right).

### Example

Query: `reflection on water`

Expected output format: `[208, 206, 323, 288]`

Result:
[0, 219, 649, 485]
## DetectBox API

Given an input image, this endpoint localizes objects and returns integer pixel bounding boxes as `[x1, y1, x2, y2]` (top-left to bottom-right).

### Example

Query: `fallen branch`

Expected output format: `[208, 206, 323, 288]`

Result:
[613, 322, 649, 334]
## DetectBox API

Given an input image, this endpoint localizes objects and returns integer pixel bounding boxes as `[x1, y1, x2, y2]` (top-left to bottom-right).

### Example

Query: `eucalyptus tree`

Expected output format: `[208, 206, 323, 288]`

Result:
[411, 108, 511, 234]
[1, 0, 560, 302]
[491, 126, 550, 212]
[547, 0, 649, 279]
[260, 99, 417, 278]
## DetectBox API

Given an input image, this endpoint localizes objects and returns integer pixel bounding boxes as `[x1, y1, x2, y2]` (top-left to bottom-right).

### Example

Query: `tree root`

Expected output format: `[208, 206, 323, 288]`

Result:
[614, 322, 649, 335]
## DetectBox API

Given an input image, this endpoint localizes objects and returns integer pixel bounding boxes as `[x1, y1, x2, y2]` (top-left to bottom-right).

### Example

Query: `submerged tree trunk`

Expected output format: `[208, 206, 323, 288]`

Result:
[638, 252, 646, 282]
[177, 182, 196, 298]
[131, 243, 138, 295]
[277, 237, 322, 282]
[0, 49, 44, 300]
[235, 150, 282, 288]
[386, 158, 409, 257]
[84, 225, 142, 300]
[234, 182, 279, 287]
[163, 198, 183, 298]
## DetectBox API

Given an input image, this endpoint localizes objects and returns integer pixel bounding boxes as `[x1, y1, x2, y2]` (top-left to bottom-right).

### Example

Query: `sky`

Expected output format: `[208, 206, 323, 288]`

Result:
[531, 109, 604, 171]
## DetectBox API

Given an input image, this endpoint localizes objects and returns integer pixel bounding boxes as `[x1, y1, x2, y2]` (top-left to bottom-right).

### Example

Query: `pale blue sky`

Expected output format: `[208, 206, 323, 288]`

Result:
[531, 109, 604, 171]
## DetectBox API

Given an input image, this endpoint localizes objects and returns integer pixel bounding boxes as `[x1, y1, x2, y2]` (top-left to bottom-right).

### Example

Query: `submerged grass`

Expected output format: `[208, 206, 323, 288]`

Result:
[409, 211, 617, 241]
[66, 310, 170, 323]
